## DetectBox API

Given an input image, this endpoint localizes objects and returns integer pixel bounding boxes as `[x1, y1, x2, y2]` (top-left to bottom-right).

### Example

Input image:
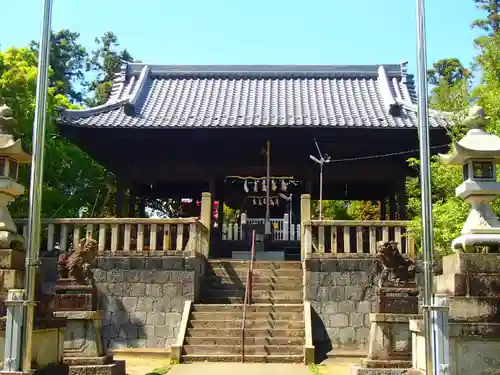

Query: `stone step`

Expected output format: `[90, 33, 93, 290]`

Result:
[181, 354, 304, 363]
[204, 281, 302, 291]
[184, 336, 305, 346]
[201, 296, 303, 304]
[192, 304, 303, 313]
[204, 275, 303, 285]
[189, 319, 304, 329]
[186, 328, 305, 338]
[191, 311, 303, 321]
[207, 268, 302, 278]
[183, 344, 303, 355]
[208, 260, 302, 270]
[202, 289, 303, 299]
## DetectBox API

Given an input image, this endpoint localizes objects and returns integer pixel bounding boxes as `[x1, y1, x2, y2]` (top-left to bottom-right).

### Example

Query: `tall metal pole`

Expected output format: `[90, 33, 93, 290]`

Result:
[265, 140, 271, 235]
[21, 0, 53, 371]
[319, 163, 323, 220]
[416, 0, 435, 374]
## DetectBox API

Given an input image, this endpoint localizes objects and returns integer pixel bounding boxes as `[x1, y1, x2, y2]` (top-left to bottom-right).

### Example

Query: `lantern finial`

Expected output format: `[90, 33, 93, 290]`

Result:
[0, 105, 18, 135]
[464, 105, 488, 130]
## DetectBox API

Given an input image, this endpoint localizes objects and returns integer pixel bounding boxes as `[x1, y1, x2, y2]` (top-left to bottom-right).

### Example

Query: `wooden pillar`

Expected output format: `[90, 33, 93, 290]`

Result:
[115, 185, 125, 218]
[306, 180, 313, 195]
[379, 197, 387, 220]
[397, 179, 408, 220]
[389, 193, 397, 220]
[209, 178, 216, 198]
[200, 192, 212, 257]
[128, 190, 137, 217]
[301, 194, 312, 260]
[139, 198, 147, 218]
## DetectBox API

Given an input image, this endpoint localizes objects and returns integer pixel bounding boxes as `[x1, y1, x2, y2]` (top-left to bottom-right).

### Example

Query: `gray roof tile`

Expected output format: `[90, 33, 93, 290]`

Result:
[57, 63, 451, 129]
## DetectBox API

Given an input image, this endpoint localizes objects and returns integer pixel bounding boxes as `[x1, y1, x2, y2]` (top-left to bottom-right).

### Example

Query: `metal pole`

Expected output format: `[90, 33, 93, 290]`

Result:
[265, 140, 271, 235]
[20, 0, 53, 371]
[416, 0, 435, 374]
[319, 162, 323, 220]
[432, 295, 451, 375]
[289, 194, 293, 225]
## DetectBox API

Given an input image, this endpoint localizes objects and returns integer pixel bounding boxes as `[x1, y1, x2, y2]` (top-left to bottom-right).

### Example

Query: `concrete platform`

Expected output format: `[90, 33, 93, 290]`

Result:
[232, 251, 285, 261]
[168, 363, 310, 375]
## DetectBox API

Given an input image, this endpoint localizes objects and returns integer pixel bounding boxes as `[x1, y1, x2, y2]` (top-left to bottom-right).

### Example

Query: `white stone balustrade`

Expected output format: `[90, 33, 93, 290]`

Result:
[13, 217, 210, 257]
[302, 219, 414, 257]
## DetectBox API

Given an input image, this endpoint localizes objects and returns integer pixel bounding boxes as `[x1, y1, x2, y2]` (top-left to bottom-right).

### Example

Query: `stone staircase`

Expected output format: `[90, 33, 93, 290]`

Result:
[181, 260, 305, 363]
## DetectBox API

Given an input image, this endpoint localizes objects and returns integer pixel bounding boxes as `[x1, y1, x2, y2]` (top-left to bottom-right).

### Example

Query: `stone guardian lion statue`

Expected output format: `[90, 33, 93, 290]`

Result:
[57, 233, 98, 282]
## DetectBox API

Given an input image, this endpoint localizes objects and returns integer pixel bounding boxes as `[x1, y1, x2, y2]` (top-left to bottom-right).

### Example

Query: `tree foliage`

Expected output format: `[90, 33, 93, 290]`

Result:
[407, 1, 500, 256]
[0, 31, 136, 218]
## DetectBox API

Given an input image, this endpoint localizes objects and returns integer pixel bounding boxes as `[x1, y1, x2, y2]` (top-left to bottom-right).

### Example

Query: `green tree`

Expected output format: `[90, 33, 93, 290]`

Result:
[427, 58, 472, 87]
[86, 32, 135, 106]
[405, 57, 472, 255]
[472, 0, 500, 35]
[0, 47, 112, 218]
[29, 29, 88, 103]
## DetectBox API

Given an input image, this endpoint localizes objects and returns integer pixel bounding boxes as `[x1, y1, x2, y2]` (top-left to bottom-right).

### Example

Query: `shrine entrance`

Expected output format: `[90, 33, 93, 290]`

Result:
[217, 140, 304, 260]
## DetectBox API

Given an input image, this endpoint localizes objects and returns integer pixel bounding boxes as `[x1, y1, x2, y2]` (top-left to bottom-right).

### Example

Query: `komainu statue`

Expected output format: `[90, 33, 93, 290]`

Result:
[57, 234, 98, 282]
[376, 240, 416, 287]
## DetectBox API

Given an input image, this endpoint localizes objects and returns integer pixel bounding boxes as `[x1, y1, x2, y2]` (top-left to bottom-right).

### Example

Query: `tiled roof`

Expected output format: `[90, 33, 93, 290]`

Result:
[57, 63, 451, 129]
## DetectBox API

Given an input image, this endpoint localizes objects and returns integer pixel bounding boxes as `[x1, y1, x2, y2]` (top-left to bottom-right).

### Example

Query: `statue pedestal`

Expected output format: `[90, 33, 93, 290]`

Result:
[54, 279, 97, 311]
[353, 242, 419, 375]
[357, 313, 420, 374]
[53, 283, 125, 375]
[354, 283, 420, 374]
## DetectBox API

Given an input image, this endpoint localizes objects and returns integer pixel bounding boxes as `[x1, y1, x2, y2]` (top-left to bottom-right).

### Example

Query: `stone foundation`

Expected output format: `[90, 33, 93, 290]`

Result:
[41, 255, 206, 349]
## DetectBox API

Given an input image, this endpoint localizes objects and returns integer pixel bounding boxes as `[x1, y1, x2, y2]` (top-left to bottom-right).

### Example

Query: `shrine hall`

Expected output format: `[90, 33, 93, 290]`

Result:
[55, 62, 450, 258]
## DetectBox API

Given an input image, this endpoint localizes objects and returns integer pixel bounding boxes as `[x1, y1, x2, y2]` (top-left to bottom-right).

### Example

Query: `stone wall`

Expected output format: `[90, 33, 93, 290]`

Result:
[305, 255, 434, 356]
[305, 256, 378, 355]
[40, 255, 205, 349]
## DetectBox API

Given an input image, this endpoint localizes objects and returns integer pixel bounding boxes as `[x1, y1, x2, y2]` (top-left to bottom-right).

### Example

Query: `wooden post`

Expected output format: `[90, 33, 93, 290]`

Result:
[389, 193, 397, 220]
[128, 190, 137, 217]
[379, 197, 387, 220]
[200, 192, 212, 257]
[301, 194, 312, 260]
[397, 178, 408, 220]
[139, 198, 147, 218]
[115, 185, 125, 218]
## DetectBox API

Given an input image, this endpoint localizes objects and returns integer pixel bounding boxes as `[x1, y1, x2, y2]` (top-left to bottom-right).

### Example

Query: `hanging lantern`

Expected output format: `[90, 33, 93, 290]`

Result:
[252, 198, 257, 205]
[262, 180, 267, 192]
[253, 181, 259, 192]
[244, 180, 249, 193]
[281, 180, 288, 192]
[272, 179, 277, 191]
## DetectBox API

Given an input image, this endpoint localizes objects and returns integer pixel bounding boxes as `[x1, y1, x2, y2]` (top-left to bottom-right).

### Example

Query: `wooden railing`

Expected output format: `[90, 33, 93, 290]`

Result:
[14, 217, 210, 257]
[241, 230, 256, 363]
[302, 220, 414, 258]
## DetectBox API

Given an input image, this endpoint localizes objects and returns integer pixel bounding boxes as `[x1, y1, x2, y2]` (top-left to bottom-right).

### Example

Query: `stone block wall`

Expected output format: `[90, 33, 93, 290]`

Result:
[305, 256, 379, 355]
[305, 255, 436, 356]
[40, 254, 205, 349]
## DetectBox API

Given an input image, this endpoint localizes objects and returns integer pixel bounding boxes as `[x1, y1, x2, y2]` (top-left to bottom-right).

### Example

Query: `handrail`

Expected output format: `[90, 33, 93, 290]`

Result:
[305, 219, 411, 226]
[13, 217, 198, 225]
[241, 230, 256, 363]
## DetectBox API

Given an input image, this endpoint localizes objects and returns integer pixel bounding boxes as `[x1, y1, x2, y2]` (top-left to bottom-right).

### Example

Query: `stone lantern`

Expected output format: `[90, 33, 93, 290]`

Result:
[0, 105, 31, 250]
[439, 105, 500, 252]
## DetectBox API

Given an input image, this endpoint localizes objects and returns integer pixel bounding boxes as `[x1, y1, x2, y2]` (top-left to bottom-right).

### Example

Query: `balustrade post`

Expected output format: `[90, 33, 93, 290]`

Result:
[300, 194, 312, 260]
[200, 192, 212, 256]
[283, 213, 289, 241]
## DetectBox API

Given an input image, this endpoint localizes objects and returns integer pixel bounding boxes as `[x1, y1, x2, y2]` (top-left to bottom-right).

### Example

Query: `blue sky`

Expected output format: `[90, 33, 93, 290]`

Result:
[0, 0, 484, 75]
